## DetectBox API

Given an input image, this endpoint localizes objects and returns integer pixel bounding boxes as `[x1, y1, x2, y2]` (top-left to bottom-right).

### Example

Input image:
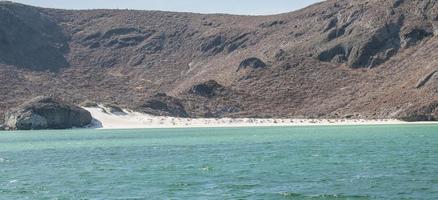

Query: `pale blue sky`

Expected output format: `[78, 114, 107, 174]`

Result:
[8, 0, 323, 15]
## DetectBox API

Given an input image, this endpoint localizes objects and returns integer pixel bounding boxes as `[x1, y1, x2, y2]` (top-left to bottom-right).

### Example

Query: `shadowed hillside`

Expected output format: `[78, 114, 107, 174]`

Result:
[0, 0, 437, 121]
[0, 2, 68, 71]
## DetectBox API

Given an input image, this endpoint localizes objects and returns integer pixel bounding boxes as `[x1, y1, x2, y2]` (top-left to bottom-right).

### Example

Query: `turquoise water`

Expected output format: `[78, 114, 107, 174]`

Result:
[0, 125, 437, 199]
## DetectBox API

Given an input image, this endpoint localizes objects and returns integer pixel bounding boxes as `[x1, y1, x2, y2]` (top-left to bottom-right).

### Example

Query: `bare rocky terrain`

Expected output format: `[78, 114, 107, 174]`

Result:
[0, 0, 437, 122]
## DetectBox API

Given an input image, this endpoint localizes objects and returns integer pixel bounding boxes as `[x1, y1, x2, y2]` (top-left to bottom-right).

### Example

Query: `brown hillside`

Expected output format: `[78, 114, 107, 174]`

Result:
[0, 0, 437, 121]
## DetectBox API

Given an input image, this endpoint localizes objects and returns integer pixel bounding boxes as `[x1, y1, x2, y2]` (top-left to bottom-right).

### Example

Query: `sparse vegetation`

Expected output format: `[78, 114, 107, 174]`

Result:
[0, 0, 437, 122]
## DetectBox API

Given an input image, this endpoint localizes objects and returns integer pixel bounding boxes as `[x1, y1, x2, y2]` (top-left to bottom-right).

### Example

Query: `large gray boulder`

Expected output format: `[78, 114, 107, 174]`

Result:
[4, 97, 92, 130]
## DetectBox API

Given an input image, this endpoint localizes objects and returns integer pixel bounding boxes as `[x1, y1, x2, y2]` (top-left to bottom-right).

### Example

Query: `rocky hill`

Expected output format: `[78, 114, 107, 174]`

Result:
[0, 0, 437, 121]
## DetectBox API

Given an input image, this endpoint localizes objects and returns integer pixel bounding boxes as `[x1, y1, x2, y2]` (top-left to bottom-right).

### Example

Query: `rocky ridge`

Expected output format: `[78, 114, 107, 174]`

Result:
[0, 0, 437, 123]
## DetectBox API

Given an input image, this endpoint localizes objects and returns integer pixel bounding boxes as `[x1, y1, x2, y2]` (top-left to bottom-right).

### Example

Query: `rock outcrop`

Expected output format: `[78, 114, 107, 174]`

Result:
[416, 70, 438, 88]
[200, 35, 226, 56]
[101, 103, 126, 115]
[400, 102, 438, 121]
[200, 33, 251, 55]
[137, 93, 188, 117]
[318, 22, 402, 69]
[80, 100, 99, 107]
[4, 97, 92, 130]
[190, 80, 225, 98]
[238, 57, 267, 71]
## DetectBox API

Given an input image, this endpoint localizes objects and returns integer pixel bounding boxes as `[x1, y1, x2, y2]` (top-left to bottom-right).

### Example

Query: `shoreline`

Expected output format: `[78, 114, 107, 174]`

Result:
[83, 106, 438, 130]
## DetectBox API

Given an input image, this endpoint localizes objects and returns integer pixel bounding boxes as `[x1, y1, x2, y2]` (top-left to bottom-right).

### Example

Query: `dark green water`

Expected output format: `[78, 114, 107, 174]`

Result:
[0, 125, 437, 199]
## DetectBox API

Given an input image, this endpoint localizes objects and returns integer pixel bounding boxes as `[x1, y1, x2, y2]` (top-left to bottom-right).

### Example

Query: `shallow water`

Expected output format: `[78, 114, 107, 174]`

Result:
[0, 125, 437, 199]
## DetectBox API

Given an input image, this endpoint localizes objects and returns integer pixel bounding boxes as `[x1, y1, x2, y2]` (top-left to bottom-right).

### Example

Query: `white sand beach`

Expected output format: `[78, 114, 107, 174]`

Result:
[82, 105, 437, 129]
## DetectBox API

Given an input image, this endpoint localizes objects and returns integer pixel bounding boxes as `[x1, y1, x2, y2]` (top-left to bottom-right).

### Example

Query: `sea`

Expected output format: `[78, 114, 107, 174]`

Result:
[0, 125, 437, 199]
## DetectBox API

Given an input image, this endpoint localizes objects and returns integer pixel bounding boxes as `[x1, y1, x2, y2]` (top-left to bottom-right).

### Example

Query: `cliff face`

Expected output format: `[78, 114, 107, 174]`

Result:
[0, 0, 437, 121]
[4, 97, 92, 130]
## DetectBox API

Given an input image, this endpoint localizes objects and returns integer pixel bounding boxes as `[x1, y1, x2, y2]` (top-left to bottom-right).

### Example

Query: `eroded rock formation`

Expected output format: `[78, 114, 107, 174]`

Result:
[4, 97, 92, 130]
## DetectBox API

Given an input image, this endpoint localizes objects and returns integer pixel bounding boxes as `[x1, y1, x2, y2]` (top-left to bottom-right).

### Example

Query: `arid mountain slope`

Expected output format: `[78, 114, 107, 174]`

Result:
[0, 0, 437, 121]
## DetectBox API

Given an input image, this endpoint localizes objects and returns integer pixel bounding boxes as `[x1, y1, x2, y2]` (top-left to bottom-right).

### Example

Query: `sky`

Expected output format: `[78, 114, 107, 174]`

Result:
[8, 0, 323, 15]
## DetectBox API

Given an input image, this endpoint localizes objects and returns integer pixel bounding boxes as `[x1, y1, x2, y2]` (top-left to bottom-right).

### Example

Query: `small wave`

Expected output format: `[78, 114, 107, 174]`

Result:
[279, 192, 303, 197]
[200, 164, 213, 171]
[170, 182, 191, 187]
[312, 194, 370, 199]
[227, 183, 260, 190]
[279, 192, 370, 199]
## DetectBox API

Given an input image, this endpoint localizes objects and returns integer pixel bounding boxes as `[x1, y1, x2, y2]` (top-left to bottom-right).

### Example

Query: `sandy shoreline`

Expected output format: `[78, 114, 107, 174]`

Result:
[82, 106, 437, 129]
